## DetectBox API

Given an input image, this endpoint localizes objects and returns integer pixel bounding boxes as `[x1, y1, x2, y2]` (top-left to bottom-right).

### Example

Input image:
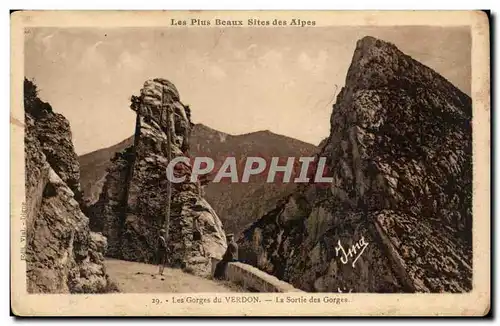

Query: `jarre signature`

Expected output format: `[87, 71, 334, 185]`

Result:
[335, 236, 369, 268]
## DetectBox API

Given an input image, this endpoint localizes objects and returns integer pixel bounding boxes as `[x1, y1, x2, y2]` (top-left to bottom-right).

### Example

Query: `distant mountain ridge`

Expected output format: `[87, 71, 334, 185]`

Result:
[78, 123, 319, 233]
[190, 124, 318, 233]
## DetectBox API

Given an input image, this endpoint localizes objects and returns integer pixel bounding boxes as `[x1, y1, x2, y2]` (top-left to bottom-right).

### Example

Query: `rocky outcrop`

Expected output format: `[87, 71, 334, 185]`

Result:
[24, 79, 111, 293]
[90, 78, 227, 276]
[239, 36, 472, 293]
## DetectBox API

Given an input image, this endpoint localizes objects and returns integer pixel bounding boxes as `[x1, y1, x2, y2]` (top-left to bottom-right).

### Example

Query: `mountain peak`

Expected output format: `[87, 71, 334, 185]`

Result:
[343, 36, 470, 115]
[356, 35, 385, 49]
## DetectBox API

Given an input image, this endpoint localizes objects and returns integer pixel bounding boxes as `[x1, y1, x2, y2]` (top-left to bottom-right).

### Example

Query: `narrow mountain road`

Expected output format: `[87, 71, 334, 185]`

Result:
[104, 258, 239, 293]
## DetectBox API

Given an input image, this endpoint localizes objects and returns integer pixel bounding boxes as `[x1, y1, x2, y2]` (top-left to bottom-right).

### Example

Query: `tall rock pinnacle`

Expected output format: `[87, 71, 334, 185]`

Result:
[90, 78, 227, 276]
[238, 37, 472, 293]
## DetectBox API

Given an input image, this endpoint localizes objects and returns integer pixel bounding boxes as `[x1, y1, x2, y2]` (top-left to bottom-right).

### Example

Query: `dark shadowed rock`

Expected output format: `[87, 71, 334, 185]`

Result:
[238, 36, 472, 293]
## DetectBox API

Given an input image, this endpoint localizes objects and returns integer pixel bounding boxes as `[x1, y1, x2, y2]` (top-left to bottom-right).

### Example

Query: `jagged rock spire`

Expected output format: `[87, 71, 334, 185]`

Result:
[90, 78, 227, 276]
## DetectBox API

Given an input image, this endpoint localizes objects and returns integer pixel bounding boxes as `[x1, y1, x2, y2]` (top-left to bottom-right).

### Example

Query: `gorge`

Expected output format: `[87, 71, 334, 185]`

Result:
[25, 35, 473, 294]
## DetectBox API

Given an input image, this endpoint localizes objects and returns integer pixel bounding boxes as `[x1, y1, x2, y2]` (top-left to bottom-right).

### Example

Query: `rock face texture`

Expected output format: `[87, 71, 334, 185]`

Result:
[238, 36, 472, 293]
[24, 79, 111, 293]
[90, 79, 227, 276]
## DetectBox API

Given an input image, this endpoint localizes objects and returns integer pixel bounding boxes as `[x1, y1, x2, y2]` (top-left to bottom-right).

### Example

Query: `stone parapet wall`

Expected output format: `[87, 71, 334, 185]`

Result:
[211, 258, 303, 293]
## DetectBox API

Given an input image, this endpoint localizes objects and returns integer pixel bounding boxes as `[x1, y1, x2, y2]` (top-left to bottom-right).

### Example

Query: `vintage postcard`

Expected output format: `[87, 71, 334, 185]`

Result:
[10, 10, 490, 317]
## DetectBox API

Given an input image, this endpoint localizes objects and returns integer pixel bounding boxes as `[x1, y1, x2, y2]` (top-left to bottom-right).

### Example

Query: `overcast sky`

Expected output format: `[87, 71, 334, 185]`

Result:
[25, 26, 470, 155]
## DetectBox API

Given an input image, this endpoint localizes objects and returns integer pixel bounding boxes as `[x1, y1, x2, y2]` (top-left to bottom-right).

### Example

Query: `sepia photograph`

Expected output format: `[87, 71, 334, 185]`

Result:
[10, 10, 490, 316]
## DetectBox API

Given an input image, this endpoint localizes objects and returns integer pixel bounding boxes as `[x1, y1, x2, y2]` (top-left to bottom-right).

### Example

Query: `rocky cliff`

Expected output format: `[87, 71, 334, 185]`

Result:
[24, 79, 112, 293]
[89, 79, 227, 276]
[238, 36, 472, 293]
